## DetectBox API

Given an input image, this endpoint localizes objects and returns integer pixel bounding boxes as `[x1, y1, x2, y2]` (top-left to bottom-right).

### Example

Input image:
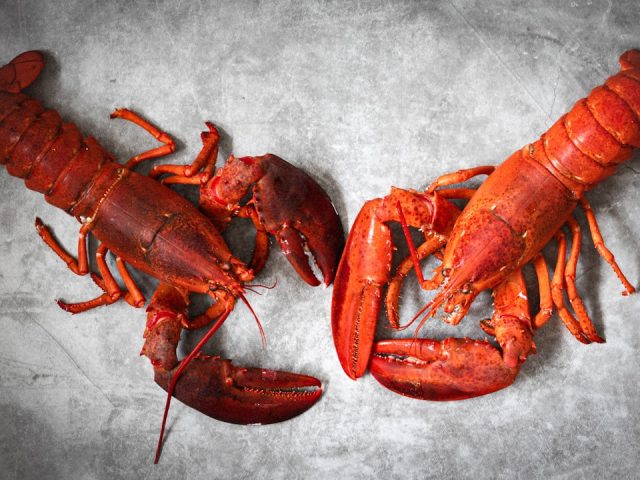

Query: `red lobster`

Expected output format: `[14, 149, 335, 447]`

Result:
[0, 51, 344, 460]
[332, 50, 639, 400]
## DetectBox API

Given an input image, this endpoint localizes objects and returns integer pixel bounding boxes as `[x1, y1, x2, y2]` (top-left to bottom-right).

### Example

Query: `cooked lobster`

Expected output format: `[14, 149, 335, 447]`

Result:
[0, 51, 344, 461]
[332, 50, 639, 400]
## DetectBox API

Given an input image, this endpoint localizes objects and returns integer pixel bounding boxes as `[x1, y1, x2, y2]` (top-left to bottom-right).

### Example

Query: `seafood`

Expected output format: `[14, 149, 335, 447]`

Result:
[332, 50, 639, 400]
[0, 51, 344, 460]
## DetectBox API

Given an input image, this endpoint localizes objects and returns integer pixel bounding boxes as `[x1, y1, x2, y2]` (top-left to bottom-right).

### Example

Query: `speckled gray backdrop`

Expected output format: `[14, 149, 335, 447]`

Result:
[1, 1, 639, 479]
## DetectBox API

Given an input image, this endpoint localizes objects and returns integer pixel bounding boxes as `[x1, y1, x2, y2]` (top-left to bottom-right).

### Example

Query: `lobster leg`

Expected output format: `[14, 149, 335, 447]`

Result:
[54, 243, 145, 313]
[384, 235, 447, 328]
[579, 197, 636, 295]
[35, 218, 132, 312]
[110, 108, 177, 170]
[551, 232, 590, 344]
[532, 254, 554, 329]
[238, 204, 270, 275]
[435, 188, 477, 200]
[114, 256, 146, 307]
[35, 217, 90, 275]
[36, 209, 145, 313]
[425, 165, 495, 193]
[58, 243, 120, 312]
[142, 283, 322, 461]
[149, 121, 219, 183]
[565, 217, 605, 343]
[488, 269, 535, 368]
[185, 289, 236, 330]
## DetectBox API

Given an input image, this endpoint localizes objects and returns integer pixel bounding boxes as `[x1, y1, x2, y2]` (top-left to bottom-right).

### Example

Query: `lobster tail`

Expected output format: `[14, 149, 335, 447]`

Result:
[533, 49, 640, 196]
[0, 50, 116, 215]
[0, 91, 114, 212]
[437, 49, 640, 301]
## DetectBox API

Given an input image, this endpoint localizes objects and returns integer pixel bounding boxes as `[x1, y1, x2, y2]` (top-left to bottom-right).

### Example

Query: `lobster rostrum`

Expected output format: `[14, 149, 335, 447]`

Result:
[332, 50, 640, 400]
[0, 51, 344, 460]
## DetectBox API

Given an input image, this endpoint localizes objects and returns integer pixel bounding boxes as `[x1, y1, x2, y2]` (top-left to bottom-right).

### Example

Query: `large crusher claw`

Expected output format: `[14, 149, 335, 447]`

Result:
[154, 357, 322, 425]
[143, 283, 322, 425]
[331, 188, 460, 379]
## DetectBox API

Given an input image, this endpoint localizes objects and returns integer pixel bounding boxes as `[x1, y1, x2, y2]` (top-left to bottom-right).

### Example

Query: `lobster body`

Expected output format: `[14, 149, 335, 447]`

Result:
[0, 90, 244, 295]
[332, 50, 640, 400]
[436, 50, 640, 322]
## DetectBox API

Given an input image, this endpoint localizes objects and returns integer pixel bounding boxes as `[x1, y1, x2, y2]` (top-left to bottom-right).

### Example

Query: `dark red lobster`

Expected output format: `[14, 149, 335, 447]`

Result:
[332, 50, 639, 400]
[0, 51, 344, 461]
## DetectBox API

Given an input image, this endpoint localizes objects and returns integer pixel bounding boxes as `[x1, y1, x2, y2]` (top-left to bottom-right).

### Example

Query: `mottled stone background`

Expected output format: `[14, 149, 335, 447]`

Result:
[1, 1, 639, 479]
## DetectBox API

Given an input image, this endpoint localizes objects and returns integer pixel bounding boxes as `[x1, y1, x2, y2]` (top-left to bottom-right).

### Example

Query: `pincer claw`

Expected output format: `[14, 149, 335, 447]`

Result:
[154, 357, 322, 424]
[199, 154, 344, 287]
[250, 154, 345, 286]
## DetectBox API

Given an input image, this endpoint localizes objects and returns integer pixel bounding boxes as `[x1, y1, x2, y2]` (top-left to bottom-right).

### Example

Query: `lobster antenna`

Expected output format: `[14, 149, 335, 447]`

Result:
[412, 304, 438, 341]
[239, 291, 267, 349]
[396, 299, 434, 331]
[412, 271, 466, 339]
[242, 278, 279, 295]
[244, 277, 278, 290]
[154, 308, 232, 464]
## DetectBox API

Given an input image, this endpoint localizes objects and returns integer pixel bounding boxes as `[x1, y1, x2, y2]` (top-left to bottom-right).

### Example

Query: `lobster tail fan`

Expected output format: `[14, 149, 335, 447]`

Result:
[0, 51, 45, 93]
[238, 291, 267, 349]
[620, 49, 640, 70]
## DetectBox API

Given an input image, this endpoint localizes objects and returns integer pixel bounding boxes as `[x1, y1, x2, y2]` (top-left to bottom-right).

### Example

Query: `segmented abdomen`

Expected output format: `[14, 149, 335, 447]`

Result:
[0, 91, 113, 213]
[526, 52, 640, 196]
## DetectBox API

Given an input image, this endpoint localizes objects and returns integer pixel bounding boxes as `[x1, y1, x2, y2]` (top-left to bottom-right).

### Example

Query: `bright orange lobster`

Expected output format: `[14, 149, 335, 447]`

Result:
[332, 50, 640, 400]
[0, 51, 344, 460]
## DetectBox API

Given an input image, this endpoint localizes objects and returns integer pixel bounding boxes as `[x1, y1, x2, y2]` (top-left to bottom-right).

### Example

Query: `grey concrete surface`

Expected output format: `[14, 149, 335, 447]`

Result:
[1, 1, 639, 479]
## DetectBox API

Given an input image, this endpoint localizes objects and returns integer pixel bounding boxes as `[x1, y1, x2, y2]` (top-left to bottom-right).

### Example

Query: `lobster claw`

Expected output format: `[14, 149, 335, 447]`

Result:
[251, 154, 344, 287]
[370, 338, 520, 401]
[201, 154, 345, 287]
[142, 284, 322, 426]
[154, 357, 322, 424]
[331, 199, 391, 379]
[331, 189, 460, 379]
[368, 270, 534, 400]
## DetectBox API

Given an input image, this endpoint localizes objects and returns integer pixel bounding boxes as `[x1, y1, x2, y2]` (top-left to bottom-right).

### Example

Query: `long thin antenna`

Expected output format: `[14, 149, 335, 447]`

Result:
[244, 278, 278, 290]
[395, 299, 434, 331]
[238, 291, 267, 349]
